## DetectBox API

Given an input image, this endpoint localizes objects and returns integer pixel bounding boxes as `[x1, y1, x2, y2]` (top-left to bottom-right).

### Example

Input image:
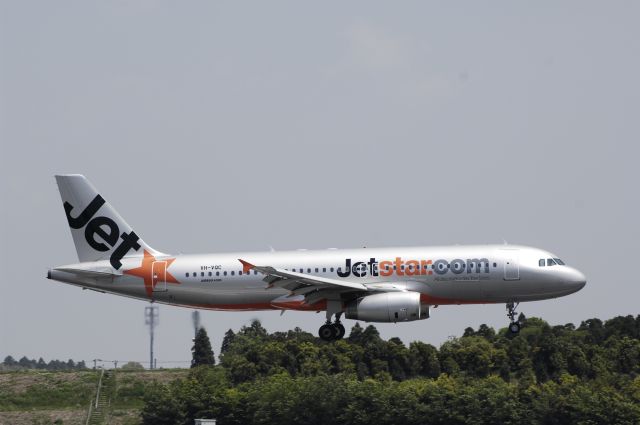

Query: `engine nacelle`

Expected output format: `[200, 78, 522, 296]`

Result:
[345, 292, 430, 323]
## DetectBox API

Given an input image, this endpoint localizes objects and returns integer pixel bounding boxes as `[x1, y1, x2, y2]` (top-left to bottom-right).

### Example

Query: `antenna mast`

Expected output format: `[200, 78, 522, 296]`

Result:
[192, 310, 201, 337]
[145, 305, 159, 369]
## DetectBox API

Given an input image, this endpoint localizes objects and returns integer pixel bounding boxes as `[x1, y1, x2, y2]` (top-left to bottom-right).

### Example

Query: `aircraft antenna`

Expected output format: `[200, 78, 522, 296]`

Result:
[144, 305, 159, 369]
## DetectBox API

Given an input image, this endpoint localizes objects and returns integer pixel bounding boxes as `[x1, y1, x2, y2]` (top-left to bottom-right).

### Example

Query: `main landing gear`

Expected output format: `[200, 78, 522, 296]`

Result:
[506, 302, 521, 334]
[319, 320, 345, 342]
[319, 301, 346, 342]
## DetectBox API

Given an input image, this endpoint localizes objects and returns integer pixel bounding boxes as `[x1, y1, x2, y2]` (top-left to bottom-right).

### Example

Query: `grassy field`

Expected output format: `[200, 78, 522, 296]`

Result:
[0, 369, 188, 425]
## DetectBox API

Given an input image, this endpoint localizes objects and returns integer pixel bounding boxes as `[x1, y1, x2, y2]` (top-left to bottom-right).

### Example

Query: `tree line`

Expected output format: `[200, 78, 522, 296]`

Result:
[1, 355, 87, 371]
[143, 314, 640, 424]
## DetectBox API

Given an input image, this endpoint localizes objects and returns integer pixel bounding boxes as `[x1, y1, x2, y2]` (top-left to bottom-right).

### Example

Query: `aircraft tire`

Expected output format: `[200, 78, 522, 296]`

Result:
[334, 323, 346, 340]
[509, 322, 521, 334]
[319, 324, 336, 341]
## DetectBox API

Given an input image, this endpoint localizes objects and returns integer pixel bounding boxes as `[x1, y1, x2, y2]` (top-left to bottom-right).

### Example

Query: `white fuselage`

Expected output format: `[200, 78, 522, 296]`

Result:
[49, 244, 586, 313]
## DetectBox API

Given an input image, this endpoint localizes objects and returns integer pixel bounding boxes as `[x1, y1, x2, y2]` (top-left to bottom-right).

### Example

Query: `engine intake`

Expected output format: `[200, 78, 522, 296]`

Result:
[345, 292, 430, 323]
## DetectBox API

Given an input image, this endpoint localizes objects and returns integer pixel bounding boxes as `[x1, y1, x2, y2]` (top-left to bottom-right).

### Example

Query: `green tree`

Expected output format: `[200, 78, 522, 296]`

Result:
[220, 329, 236, 354]
[408, 341, 440, 378]
[240, 319, 268, 338]
[192, 327, 215, 367]
[141, 383, 186, 425]
[579, 318, 606, 344]
[614, 336, 640, 374]
[348, 322, 364, 343]
[121, 361, 145, 370]
[476, 323, 496, 340]
[3, 355, 16, 366]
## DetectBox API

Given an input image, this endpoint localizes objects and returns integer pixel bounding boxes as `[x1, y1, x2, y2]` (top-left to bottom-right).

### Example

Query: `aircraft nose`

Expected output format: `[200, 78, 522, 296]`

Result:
[566, 268, 586, 292]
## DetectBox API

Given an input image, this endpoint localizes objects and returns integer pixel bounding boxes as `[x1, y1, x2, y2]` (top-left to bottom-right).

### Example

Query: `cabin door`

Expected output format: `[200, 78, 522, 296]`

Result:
[503, 253, 520, 281]
[152, 261, 168, 292]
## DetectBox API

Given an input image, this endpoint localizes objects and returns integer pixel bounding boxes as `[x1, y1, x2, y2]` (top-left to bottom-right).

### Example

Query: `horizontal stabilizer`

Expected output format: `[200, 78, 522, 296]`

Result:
[52, 266, 121, 279]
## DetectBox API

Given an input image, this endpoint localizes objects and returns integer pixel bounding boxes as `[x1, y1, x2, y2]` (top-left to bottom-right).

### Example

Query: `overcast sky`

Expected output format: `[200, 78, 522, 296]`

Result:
[1, 1, 639, 367]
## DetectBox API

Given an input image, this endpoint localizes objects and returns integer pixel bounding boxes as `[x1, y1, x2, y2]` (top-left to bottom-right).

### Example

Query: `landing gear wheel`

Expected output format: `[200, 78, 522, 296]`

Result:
[319, 324, 336, 341]
[505, 302, 522, 334]
[333, 323, 346, 340]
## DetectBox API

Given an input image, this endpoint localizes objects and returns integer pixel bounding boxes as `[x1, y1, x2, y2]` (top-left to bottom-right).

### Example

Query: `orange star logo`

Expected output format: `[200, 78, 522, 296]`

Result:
[124, 250, 180, 297]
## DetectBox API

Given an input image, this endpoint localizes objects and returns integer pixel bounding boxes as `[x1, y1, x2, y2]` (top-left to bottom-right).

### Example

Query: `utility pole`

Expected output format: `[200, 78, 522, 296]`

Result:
[145, 305, 159, 370]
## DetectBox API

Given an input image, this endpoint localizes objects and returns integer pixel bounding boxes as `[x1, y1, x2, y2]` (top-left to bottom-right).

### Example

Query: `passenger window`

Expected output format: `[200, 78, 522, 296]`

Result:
[185, 273, 189, 277]
[208, 271, 212, 276]
[547, 258, 556, 266]
[239, 271, 242, 275]
[254, 271, 258, 275]
[216, 271, 220, 276]
[192, 272, 196, 277]
[539, 259, 545, 267]
[330, 267, 334, 272]
[315, 268, 319, 272]
[223, 271, 227, 276]
[323, 268, 326, 272]
[231, 271, 235, 276]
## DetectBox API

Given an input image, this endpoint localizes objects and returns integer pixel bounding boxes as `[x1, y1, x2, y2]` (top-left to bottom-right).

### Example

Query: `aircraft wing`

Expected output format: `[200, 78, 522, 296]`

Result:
[238, 259, 368, 294]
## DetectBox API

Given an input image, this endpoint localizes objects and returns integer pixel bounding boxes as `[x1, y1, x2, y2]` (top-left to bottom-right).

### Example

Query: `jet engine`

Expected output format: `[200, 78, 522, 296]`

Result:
[345, 292, 430, 323]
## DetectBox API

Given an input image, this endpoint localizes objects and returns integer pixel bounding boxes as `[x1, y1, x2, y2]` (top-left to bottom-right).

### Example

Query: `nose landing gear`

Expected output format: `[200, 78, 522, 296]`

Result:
[506, 302, 521, 334]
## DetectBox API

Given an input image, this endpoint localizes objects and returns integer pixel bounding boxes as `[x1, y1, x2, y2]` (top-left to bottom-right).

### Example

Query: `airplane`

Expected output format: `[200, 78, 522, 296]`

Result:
[47, 175, 586, 341]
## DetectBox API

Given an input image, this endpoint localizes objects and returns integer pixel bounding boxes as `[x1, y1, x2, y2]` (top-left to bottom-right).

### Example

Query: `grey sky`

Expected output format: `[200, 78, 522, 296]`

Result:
[1, 2, 639, 366]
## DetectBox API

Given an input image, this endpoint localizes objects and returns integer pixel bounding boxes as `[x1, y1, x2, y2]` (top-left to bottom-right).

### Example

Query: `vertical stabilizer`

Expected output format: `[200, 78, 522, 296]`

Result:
[55, 174, 164, 268]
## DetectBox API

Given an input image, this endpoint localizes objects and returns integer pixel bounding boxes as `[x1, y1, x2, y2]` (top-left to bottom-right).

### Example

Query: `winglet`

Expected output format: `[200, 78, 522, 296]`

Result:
[238, 259, 255, 274]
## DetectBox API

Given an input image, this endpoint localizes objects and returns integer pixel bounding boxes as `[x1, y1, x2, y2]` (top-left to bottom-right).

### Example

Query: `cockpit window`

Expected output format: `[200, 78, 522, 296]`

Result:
[540, 258, 566, 267]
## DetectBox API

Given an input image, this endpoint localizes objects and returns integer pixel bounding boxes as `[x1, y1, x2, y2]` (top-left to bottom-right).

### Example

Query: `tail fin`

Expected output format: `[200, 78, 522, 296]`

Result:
[55, 174, 164, 269]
